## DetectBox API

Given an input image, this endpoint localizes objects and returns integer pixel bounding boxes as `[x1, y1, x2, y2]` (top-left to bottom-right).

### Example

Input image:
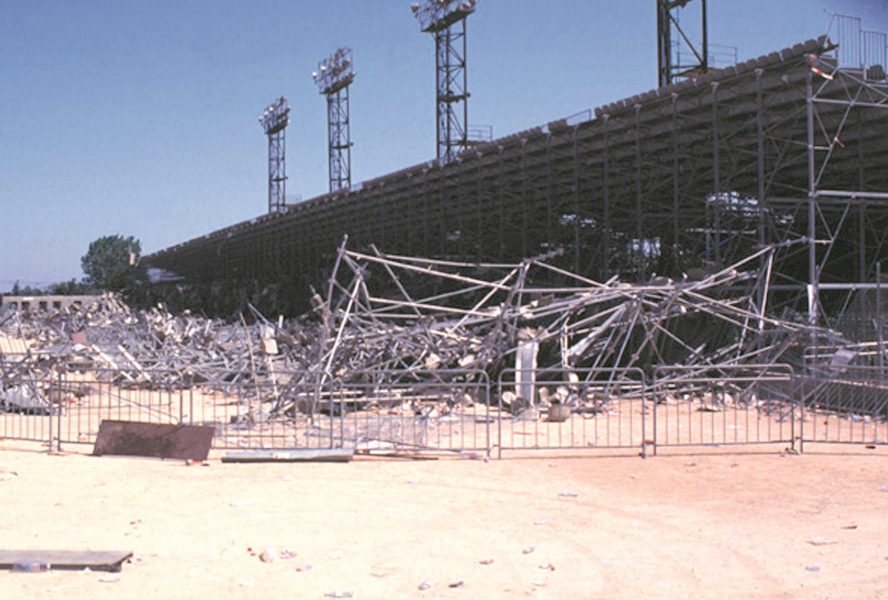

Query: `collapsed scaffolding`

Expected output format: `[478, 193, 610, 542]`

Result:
[3, 238, 888, 452]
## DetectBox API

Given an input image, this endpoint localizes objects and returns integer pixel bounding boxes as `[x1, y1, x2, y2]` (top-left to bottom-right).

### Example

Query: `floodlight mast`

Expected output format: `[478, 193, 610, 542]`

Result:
[313, 48, 356, 193]
[411, 0, 477, 164]
[258, 97, 291, 213]
[657, 0, 708, 88]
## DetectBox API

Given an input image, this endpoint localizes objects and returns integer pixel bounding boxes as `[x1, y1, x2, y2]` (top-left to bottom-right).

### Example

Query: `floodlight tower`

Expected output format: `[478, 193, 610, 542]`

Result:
[313, 48, 356, 194]
[657, 0, 708, 87]
[258, 96, 291, 213]
[411, 0, 478, 164]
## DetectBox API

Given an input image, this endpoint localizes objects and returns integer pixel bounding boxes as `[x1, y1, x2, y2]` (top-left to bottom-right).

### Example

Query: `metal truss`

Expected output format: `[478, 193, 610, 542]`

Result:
[434, 19, 470, 163]
[259, 97, 290, 213]
[267, 130, 286, 213]
[411, 0, 477, 164]
[327, 86, 352, 193]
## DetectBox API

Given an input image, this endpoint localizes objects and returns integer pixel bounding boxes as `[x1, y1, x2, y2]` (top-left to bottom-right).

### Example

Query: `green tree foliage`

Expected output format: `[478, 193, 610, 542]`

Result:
[81, 235, 142, 291]
[3, 279, 96, 296]
[8, 281, 45, 296]
[48, 279, 96, 295]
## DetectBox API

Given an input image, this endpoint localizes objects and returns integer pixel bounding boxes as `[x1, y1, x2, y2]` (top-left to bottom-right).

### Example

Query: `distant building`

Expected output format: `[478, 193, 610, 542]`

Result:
[0, 295, 103, 313]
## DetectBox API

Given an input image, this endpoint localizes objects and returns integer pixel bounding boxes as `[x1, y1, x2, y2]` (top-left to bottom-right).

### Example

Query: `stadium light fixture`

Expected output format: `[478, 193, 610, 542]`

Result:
[259, 96, 290, 135]
[411, 0, 477, 32]
[313, 49, 356, 193]
[312, 48, 356, 96]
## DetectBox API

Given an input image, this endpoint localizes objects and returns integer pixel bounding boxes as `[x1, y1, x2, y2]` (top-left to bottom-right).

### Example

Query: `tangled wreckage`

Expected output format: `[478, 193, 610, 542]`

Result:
[2, 241, 887, 456]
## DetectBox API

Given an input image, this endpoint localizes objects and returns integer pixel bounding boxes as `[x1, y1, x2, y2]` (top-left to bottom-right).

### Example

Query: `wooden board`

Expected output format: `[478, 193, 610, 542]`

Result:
[0, 550, 133, 572]
[221, 448, 354, 463]
[93, 420, 214, 461]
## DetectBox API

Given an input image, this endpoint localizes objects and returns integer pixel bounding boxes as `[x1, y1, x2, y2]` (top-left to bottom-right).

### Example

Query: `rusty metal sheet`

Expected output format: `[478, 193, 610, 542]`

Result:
[93, 420, 214, 461]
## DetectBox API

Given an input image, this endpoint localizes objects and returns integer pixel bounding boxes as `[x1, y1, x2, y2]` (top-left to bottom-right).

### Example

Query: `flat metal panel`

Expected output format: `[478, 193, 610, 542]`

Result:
[93, 420, 214, 460]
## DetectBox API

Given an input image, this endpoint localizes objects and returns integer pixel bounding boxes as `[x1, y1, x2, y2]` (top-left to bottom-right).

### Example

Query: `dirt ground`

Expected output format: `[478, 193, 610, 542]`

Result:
[0, 442, 886, 600]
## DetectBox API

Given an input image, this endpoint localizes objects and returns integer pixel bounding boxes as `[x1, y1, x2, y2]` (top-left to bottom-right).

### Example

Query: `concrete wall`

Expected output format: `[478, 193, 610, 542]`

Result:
[0, 295, 102, 312]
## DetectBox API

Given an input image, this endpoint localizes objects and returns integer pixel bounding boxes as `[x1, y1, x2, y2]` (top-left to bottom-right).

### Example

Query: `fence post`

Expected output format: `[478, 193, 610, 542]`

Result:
[651, 368, 659, 457]
[54, 369, 63, 453]
[797, 372, 805, 454]
[497, 373, 504, 460]
[639, 369, 647, 459]
[47, 369, 55, 454]
[330, 378, 337, 450]
[788, 371, 796, 452]
[484, 373, 492, 460]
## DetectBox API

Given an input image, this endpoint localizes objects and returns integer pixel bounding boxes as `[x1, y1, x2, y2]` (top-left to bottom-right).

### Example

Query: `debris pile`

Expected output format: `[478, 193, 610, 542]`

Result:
[0, 295, 307, 387]
[1, 238, 879, 427]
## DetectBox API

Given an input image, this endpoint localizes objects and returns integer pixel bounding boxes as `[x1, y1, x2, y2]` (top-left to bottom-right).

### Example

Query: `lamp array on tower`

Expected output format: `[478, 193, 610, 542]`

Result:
[253, 2, 481, 210]
[313, 48, 356, 193]
[258, 97, 291, 214]
[411, 0, 478, 164]
[411, 0, 477, 34]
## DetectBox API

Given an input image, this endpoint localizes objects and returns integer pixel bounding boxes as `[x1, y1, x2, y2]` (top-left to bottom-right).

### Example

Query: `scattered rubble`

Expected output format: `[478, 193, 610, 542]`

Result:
[0, 294, 304, 388]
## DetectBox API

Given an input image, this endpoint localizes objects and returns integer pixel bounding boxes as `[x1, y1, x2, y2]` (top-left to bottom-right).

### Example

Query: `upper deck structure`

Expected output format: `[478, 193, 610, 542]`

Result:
[146, 37, 888, 331]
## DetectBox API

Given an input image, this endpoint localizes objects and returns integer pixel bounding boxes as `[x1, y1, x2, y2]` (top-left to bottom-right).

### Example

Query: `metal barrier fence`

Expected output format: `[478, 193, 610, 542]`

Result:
[330, 371, 491, 454]
[50, 368, 333, 451]
[798, 364, 888, 451]
[651, 364, 797, 453]
[4, 360, 888, 456]
[41, 367, 490, 454]
[496, 368, 648, 458]
[0, 361, 55, 445]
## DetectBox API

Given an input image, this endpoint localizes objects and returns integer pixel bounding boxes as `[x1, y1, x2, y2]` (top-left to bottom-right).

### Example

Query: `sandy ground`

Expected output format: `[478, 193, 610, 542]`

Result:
[0, 442, 886, 600]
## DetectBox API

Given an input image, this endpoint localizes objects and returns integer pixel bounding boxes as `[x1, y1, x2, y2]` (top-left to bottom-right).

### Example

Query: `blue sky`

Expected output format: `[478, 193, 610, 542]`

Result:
[1, 0, 886, 290]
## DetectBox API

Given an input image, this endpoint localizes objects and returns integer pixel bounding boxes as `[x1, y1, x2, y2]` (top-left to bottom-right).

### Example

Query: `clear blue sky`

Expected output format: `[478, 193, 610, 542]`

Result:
[1, 0, 886, 290]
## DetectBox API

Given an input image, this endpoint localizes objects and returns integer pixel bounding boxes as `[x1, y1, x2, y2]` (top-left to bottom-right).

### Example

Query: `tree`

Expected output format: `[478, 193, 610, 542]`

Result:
[48, 278, 96, 295]
[81, 235, 141, 291]
[8, 281, 45, 296]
